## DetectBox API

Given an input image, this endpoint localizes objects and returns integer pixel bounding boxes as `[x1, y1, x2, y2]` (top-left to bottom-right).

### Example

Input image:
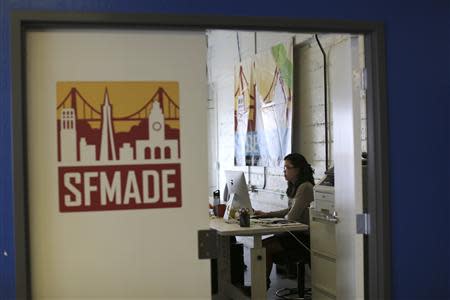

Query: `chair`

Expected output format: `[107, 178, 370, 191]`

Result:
[272, 249, 311, 300]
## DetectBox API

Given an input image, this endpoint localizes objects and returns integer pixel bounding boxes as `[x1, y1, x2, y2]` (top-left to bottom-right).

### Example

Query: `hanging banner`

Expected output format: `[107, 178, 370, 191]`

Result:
[234, 41, 293, 167]
[56, 82, 182, 212]
[234, 59, 256, 166]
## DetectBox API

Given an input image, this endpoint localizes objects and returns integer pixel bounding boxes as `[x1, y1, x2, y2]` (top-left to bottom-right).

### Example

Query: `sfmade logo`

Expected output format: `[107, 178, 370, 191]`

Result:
[56, 82, 181, 212]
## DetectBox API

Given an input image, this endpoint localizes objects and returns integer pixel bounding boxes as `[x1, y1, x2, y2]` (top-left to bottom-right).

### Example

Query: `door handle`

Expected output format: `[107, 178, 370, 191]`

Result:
[312, 210, 339, 224]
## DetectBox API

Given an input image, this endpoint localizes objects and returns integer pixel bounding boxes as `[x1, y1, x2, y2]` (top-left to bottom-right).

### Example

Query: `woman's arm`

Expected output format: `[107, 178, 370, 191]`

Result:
[254, 182, 313, 219]
[286, 182, 314, 222]
[266, 208, 289, 218]
[253, 208, 289, 218]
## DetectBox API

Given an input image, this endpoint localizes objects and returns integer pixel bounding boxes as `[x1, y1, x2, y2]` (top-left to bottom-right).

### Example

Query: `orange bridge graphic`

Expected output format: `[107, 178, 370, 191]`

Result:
[56, 82, 180, 164]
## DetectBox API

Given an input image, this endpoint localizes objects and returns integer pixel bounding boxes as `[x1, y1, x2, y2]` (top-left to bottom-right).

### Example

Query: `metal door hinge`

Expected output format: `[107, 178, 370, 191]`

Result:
[360, 67, 367, 98]
[356, 213, 370, 235]
[361, 68, 367, 90]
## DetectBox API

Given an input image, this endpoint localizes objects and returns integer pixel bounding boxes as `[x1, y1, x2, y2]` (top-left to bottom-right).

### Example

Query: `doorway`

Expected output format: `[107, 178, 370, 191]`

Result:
[11, 13, 390, 300]
[206, 30, 366, 299]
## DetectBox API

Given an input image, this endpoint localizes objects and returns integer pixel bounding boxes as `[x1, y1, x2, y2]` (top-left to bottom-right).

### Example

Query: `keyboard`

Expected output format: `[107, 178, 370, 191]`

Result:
[251, 217, 289, 224]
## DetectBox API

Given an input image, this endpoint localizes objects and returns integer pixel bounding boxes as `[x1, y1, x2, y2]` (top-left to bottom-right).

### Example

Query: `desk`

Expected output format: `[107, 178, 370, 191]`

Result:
[210, 218, 308, 299]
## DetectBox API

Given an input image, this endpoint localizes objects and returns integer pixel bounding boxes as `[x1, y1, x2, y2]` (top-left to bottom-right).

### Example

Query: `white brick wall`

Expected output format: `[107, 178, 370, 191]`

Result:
[207, 30, 366, 212]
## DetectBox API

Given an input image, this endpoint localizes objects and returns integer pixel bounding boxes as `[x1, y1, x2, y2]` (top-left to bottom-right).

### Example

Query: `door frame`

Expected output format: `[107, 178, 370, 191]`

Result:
[11, 12, 390, 300]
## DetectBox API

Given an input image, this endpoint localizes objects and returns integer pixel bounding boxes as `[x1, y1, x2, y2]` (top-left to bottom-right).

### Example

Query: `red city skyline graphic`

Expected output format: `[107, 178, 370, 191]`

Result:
[57, 82, 182, 213]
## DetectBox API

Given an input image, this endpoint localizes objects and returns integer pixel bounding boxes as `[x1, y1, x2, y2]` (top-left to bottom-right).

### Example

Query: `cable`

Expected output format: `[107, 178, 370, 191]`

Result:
[314, 34, 329, 172]
[277, 228, 312, 300]
[283, 228, 311, 253]
[254, 32, 257, 55]
[236, 32, 242, 63]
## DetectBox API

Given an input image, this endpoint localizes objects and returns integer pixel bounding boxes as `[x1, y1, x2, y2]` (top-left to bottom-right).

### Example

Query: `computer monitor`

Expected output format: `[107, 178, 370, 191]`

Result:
[223, 170, 252, 219]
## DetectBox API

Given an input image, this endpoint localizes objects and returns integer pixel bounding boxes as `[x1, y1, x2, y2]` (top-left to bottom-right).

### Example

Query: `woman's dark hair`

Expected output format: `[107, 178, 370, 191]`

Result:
[284, 153, 315, 197]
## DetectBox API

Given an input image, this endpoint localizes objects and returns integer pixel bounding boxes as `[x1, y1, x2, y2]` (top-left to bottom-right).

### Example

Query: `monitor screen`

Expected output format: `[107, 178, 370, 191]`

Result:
[223, 170, 252, 211]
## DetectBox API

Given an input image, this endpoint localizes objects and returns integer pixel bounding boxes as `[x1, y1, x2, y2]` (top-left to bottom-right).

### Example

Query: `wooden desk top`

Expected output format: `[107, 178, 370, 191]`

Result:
[209, 217, 308, 236]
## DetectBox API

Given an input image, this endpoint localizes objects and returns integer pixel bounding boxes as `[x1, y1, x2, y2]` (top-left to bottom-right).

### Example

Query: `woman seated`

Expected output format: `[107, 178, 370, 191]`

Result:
[253, 153, 314, 288]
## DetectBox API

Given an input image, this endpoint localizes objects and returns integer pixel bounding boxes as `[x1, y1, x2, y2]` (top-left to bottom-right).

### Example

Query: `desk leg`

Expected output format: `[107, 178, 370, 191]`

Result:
[251, 235, 266, 300]
[216, 235, 231, 298]
[216, 236, 246, 299]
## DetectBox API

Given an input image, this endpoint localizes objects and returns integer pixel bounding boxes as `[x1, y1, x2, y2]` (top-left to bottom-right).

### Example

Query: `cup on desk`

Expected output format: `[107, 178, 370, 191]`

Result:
[239, 213, 250, 227]
[214, 204, 226, 217]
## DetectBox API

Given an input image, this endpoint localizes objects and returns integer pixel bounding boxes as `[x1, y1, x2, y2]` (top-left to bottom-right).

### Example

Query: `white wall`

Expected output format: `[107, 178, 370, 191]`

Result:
[296, 34, 368, 177]
[207, 30, 367, 212]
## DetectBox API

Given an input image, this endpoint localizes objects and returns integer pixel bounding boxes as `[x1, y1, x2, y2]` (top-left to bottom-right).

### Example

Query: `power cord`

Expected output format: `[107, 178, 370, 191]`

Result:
[283, 228, 311, 254]
[275, 228, 312, 300]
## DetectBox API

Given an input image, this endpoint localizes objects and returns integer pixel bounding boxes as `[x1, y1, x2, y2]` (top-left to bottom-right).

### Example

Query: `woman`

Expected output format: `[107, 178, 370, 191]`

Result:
[253, 153, 314, 288]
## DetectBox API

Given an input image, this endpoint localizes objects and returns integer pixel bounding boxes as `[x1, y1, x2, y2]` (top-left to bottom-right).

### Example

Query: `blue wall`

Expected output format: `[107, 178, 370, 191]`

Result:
[0, 1, 449, 299]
